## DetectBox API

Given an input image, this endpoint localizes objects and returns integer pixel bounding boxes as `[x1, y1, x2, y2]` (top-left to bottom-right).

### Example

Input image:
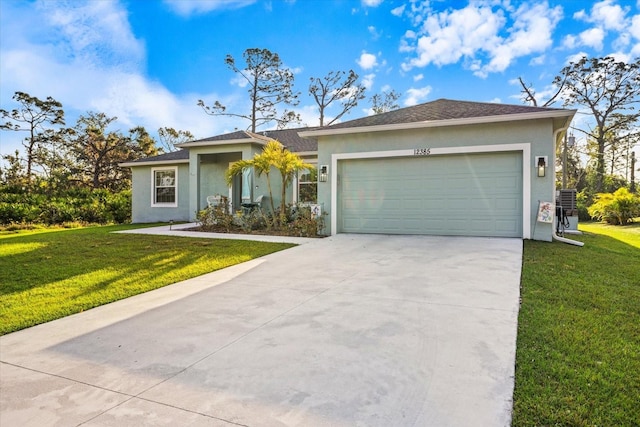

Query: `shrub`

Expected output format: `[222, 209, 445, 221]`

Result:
[576, 191, 592, 221]
[285, 205, 326, 237]
[196, 197, 234, 232]
[588, 187, 640, 225]
[107, 190, 131, 223]
[0, 186, 132, 225]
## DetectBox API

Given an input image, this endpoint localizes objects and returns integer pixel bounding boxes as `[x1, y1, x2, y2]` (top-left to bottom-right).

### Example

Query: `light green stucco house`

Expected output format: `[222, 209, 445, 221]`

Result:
[122, 99, 576, 242]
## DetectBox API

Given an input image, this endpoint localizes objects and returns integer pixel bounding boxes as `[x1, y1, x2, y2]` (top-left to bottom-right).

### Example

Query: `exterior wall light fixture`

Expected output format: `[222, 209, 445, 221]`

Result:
[319, 165, 328, 182]
[536, 156, 547, 178]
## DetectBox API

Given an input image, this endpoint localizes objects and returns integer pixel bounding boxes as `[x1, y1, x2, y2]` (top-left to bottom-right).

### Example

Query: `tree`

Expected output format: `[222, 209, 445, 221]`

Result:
[157, 127, 194, 152]
[517, 75, 567, 107]
[556, 57, 640, 192]
[0, 150, 27, 188]
[369, 89, 401, 114]
[129, 126, 161, 158]
[309, 70, 366, 126]
[226, 140, 314, 225]
[0, 92, 65, 186]
[66, 113, 156, 191]
[198, 48, 301, 132]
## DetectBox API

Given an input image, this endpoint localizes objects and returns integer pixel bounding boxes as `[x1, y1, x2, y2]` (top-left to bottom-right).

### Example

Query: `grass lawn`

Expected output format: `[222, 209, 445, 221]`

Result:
[0, 224, 294, 335]
[512, 221, 640, 426]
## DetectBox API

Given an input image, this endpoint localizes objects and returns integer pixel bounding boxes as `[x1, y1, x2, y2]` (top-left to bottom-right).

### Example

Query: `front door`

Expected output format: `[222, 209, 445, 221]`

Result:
[228, 163, 252, 212]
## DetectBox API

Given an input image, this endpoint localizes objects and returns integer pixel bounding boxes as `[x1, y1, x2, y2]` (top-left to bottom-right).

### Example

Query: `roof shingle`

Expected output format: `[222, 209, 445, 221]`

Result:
[327, 98, 567, 129]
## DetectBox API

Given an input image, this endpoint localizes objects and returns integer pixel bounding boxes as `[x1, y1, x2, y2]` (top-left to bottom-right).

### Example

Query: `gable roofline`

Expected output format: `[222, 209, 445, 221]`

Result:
[119, 148, 190, 168]
[119, 158, 189, 167]
[176, 130, 269, 148]
[299, 110, 576, 137]
[299, 99, 576, 138]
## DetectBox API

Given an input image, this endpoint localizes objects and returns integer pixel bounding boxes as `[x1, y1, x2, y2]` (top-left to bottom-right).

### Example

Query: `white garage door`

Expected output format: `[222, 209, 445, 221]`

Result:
[338, 152, 523, 237]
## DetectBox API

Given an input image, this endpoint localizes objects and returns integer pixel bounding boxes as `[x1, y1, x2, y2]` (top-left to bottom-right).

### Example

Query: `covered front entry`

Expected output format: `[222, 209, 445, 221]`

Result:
[338, 151, 523, 237]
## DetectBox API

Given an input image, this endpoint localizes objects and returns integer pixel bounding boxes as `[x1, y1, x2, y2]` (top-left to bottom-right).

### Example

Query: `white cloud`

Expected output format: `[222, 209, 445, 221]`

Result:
[0, 0, 229, 157]
[562, 34, 578, 49]
[565, 1, 639, 57]
[579, 27, 605, 50]
[362, 0, 383, 7]
[573, 9, 587, 21]
[413, 73, 424, 81]
[357, 51, 378, 70]
[368, 25, 381, 40]
[404, 86, 432, 106]
[163, 0, 256, 17]
[361, 73, 376, 90]
[478, 2, 563, 77]
[391, 5, 405, 17]
[583, 0, 628, 31]
[566, 51, 589, 65]
[400, 1, 563, 78]
[530, 55, 546, 66]
[401, 4, 506, 70]
[297, 104, 323, 127]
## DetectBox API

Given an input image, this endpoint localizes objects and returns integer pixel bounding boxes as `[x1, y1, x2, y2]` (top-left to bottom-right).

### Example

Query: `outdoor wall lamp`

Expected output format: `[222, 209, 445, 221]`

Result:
[536, 156, 547, 178]
[319, 165, 328, 182]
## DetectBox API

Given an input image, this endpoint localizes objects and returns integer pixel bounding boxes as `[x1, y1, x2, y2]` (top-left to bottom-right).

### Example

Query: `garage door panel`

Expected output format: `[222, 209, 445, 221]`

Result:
[339, 153, 522, 237]
[496, 220, 519, 233]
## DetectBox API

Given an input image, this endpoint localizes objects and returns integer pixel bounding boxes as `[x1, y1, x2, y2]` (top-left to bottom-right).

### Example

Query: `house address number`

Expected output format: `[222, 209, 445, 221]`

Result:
[414, 148, 431, 155]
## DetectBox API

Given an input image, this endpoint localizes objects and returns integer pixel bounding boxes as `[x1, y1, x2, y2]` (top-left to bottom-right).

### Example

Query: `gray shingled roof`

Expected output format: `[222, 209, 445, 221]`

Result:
[327, 98, 567, 129]
[261, 128, 319, 152]
[126, 149, 189, 164]
[189, 128, 318, 152]
[126, 128, 317, 165]
[126, 99, 569, 166]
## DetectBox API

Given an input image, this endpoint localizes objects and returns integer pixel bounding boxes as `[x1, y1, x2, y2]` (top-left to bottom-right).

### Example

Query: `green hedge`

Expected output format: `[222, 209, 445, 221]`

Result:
[0, 188, 131, 225]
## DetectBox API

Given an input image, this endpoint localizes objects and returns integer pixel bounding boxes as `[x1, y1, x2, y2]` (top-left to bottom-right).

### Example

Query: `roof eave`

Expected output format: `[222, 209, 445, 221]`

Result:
[299, 110, 578, 138]
[176, 137, 268, 148]
[119, 159, 190, 167]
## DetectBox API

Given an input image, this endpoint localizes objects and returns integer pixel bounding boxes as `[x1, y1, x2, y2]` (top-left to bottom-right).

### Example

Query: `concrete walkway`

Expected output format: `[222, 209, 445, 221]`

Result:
[1, 232, 522, 427]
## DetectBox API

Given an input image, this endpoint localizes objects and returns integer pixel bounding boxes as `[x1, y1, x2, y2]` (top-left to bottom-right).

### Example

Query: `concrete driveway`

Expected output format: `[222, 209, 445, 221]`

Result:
[1, 234, 522, 427]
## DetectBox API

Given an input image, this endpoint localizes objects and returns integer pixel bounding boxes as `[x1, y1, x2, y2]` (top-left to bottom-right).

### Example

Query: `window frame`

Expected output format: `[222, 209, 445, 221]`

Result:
[151, 166, 178, 207]
[297, 168, 318, 204]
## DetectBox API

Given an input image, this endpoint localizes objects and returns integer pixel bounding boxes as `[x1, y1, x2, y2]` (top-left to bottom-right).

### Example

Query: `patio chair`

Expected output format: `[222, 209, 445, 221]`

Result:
[207, 195, 223, 208]
[241, 195, 264, 215]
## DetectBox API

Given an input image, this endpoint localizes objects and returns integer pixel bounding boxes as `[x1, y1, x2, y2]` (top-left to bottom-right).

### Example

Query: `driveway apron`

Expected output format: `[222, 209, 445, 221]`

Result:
[1, 234, 522, 427]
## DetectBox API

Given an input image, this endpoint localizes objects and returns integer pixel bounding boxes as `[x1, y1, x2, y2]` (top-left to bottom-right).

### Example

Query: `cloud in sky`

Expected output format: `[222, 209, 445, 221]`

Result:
[163, 0, 256, 17]
[357, 51, 378, 70]
[361, 0, 383, 7]
[404, 86, 432, 106]
[0, 0, 222, 147]
[576, 0, 629, 31]
[571, 0, 640, 56]
[400, 1, 563, 78]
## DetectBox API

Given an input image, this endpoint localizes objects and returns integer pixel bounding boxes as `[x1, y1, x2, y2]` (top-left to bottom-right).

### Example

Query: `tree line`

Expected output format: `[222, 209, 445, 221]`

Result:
[1, 48, 638, 225]
[518, 56, 639, 195]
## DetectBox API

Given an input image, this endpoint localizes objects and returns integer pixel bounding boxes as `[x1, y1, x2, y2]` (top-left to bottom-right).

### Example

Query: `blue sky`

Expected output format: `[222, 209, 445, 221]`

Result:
[1, 0, 639, 160]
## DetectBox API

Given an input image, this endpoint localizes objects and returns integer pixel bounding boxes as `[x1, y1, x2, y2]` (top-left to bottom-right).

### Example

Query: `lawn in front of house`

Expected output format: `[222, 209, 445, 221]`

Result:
[0, 224, 294, 335]
[512, 221, 640, 426]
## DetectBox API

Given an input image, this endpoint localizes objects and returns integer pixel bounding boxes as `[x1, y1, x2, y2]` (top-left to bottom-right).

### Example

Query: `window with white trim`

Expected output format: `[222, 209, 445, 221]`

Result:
[152, 167, 177, 206]
[298, 168, 317, 203]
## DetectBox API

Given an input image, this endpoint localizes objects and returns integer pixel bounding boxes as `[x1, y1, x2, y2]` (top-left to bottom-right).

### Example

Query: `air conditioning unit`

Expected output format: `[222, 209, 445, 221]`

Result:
[556, 189, 579, 232]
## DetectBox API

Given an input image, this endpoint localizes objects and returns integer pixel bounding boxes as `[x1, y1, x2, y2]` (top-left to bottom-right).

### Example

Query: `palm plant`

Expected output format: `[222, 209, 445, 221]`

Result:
[225, 139, 315, 226]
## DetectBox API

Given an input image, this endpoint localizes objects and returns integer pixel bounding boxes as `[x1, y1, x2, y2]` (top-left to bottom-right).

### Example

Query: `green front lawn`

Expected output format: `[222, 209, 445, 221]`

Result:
[0, 224, 294, 335]
[512, 222, 640, 426]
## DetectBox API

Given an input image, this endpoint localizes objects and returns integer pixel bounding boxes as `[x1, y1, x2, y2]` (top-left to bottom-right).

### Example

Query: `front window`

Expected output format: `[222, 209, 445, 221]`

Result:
[152, 167, 177, 206]
[298, 168, 317, 203]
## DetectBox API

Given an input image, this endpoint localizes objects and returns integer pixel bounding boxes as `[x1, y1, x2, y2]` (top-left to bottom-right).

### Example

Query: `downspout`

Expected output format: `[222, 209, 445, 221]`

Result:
[552, 125, 584, 247]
